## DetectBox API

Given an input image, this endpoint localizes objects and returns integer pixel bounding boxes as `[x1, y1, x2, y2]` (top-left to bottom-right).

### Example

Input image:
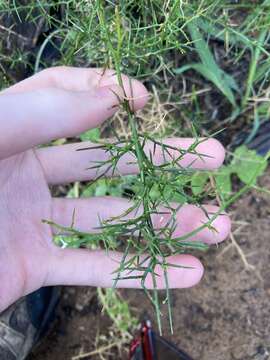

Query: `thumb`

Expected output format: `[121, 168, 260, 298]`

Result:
[0, 81, 148, 159]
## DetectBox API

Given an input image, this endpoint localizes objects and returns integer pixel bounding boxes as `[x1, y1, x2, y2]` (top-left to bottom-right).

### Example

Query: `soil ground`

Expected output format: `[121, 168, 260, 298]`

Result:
[29, 172, 270, 360]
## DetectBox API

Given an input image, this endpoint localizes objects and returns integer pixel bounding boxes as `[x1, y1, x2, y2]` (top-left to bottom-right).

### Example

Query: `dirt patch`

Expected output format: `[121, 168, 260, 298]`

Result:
[29, 171, 270, 360]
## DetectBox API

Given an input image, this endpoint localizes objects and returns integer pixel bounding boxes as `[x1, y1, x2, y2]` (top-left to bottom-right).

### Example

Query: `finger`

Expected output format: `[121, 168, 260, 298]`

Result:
[45, 249, 204, 289]
[37, 138, 225, 184]
[52, 197, 231, 244]
[0, 79, 148, 159]
[1, 66, 145, 96]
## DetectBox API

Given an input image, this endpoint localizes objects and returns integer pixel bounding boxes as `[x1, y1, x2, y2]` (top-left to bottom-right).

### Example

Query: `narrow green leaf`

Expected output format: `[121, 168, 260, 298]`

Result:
[175, 19, 238, 108]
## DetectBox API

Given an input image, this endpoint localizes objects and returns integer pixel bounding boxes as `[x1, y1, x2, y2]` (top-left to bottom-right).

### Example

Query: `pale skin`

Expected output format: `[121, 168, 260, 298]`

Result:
[0, 67, 231, 312]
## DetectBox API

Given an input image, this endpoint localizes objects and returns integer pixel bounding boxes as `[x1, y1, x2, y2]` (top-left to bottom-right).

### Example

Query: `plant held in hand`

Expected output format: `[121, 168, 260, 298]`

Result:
[45, 4, 234, 333]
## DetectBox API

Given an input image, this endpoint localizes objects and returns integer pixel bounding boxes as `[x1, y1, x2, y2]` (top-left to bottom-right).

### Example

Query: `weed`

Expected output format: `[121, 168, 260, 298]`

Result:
[71, 288, 136, 359]
[45, 3, 269, 333]
[175, 18, 239, 108]
[191, 145, 269, 203]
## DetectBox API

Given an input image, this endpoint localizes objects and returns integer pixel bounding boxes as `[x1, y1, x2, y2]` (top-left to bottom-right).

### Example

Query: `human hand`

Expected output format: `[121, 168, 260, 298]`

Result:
[0, 67, 231, 312]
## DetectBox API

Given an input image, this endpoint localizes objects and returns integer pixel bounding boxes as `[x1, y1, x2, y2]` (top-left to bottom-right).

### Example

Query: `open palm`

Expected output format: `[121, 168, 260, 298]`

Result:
[0, 67, 230, 312]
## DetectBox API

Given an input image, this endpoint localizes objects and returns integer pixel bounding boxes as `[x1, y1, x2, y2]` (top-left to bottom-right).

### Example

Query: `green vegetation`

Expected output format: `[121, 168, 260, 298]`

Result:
[1, 1, 270, 128]
[192, 145, 269, 202]
[72, 288, 137, 359]
[1, 0, 270, 334]
[98, 288, 138, 339]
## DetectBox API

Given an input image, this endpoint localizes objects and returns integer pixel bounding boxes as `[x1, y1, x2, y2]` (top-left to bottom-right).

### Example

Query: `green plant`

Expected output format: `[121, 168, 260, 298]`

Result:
[191, 145, 269, 203]
[72, 288, 137, 359]
[98, 288, 138, 340]
[46, 3, 270, 334]
[1, 0, 270, 133]
[175, 18, 239, 108]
